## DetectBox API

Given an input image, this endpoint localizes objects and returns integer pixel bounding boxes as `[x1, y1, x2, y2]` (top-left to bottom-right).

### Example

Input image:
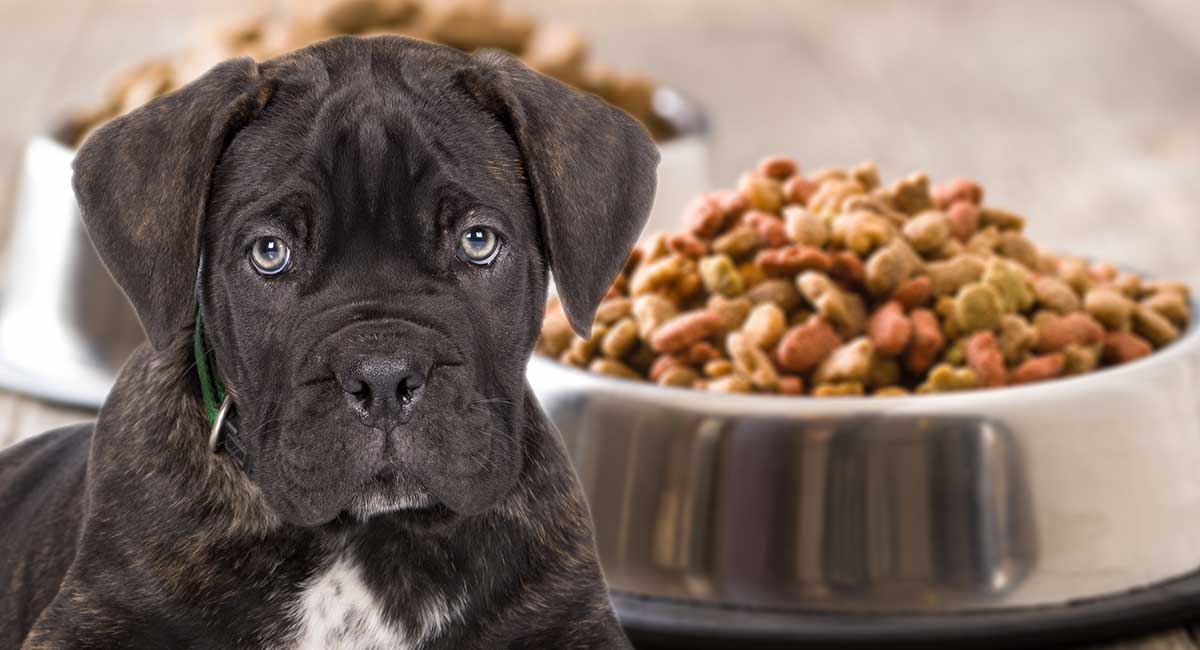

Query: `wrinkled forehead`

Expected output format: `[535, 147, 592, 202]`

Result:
[209, 45, 529, 227]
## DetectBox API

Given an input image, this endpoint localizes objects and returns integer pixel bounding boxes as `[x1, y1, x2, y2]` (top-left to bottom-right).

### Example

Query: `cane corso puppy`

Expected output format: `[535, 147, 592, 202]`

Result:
[0, 35, 656, 649]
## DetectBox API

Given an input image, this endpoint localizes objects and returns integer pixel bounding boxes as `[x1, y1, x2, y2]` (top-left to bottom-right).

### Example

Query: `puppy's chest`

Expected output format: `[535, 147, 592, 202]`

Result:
[284, 557, 459, 650]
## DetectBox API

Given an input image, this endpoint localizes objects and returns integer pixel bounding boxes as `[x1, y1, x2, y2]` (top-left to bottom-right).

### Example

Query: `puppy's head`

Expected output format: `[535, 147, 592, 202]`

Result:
[72, 37, 657, 526]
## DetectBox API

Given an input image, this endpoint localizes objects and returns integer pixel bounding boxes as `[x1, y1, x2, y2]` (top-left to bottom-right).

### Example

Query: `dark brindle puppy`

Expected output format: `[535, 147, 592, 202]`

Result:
[0, 35, 656, 649]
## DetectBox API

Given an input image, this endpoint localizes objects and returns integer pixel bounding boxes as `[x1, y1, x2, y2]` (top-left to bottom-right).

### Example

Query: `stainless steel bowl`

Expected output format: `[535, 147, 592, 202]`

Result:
[527, 324, 1200, 647]
[0, 88, 708, 409]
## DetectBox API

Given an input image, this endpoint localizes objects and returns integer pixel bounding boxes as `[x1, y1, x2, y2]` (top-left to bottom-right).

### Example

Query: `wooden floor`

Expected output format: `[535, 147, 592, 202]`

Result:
[1, 1, 1199, 647]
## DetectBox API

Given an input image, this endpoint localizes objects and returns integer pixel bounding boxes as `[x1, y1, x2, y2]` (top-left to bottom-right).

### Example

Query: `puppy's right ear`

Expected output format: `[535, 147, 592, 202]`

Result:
[72, 57, 271, 350]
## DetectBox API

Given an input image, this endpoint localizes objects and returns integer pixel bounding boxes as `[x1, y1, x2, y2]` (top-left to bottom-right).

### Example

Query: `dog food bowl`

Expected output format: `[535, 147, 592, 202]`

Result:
[526, 320, 1200, 648]
[0, 88, 707, 409]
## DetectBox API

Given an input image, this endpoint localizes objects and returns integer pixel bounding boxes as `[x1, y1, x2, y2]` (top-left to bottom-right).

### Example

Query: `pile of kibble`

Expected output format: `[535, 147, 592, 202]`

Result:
[537, 157, 1192, 396]
[57, 0, 672, 146]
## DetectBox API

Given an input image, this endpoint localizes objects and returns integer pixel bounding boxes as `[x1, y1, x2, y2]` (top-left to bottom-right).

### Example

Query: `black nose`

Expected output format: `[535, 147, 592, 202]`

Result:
[335, 356, 428, 427]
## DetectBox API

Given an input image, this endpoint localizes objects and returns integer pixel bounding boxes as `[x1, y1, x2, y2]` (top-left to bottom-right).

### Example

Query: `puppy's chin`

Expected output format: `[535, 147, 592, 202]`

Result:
[346, 469, 440, 521]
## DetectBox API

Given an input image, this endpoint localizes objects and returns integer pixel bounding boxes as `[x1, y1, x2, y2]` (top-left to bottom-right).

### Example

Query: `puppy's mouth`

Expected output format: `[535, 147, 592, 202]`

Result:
[345, 466, 440, 520]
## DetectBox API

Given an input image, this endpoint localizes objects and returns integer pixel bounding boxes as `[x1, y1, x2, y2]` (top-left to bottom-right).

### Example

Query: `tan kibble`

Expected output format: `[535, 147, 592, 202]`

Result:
[808, 179, 865, 217]
[745, 278, 803, 312]
[657, 365, 699, 387]
[979, 207, 1026, 231]
[998, 314, 1038, 364]
[1142, 291, 1190, 328]
[813, 337, 875, 384]
[996, 231, 1040, 269]
[851, 160, 881, 191]
[594, 296, 632, 324]
[712, 225, 759, 259]
[1033, 276, 1081, 314]
[888, 172, 934, 215]
[698, 254, 745, 297]
[707, 294, 753, 332]
[1084, 287, 1134, 330]
[742, 302, 787, 348]
[537, 301, 574, 358]
[1062, 344, 1100, 375]
[831, 211, 895, 256]
[600, 318, 639, 359]
[629, 254, 684, 295]
[1132, 304, 1179, 346]
[589, 358, 642, 381]
[926, 255, 986, 296]
[916, 364, 977, 393]
[813, 382, 865, 397]
[783, 206, 829, 247]
[738, 171, 784, 213]
[707, 374, 753, 393]
[864, 238, 922, 296]
[902, 210, 951, 253]
[727, 332, 780, 390]
[632, 294, 677, 339]
[703, 358, 734, 378]
[1056, 257, 1092, 295]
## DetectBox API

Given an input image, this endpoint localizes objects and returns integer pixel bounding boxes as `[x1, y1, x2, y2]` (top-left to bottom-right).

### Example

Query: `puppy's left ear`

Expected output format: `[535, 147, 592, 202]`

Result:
[465, 51, 660, 337]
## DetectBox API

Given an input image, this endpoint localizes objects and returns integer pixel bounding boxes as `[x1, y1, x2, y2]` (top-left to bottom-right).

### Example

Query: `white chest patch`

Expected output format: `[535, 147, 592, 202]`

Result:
[287, 557, 455, 650]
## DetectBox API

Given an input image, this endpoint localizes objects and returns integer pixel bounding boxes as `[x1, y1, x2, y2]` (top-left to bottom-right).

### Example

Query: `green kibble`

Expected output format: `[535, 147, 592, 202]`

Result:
[699, 254, 745, 298]
[954, 282, 1004, 333]
[916, 363, 978, 393]
[984, 258, 1034, 313]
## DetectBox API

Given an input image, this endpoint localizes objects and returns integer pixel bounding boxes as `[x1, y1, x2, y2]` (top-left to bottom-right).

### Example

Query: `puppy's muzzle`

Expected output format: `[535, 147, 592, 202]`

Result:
[335, 354, 429, 429]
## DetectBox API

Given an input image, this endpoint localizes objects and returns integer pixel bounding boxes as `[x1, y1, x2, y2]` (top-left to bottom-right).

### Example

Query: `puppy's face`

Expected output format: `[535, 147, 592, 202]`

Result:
[72, 37, 658, 527]
[203, 53, 544, 525]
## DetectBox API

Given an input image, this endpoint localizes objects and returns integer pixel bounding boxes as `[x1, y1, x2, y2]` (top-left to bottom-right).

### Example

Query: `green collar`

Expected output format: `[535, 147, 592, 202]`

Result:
[193, 306, 227, 427]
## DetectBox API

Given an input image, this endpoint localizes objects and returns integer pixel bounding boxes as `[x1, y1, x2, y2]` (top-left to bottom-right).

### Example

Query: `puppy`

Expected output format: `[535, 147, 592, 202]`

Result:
[0, 35, 656, 649]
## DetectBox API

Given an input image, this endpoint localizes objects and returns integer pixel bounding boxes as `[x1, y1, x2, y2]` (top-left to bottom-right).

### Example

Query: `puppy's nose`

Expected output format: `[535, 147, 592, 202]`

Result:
[336, 356, 427, 426]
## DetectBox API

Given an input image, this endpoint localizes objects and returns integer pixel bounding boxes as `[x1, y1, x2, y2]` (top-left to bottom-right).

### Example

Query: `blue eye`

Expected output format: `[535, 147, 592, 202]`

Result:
[459, 226, 500, 264]
[250, 236, 291, 275]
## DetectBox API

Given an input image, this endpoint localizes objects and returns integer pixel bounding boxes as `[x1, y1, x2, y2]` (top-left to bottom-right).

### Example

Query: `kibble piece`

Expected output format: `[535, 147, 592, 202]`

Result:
[699, 254, 745, 297]
[667, 232, 706, 258]
[888, 172, 934, 215]
[984, 258, 1034, 313]
[980, 207, 1026, 231]
[783, 206, 829, 247]
[1056, 257, 1092, 295]
[727, 332, 780, 390]
[832, 211, 894, 256]
[1103, 331, 1153, 364]
[650, 310, 723, 354]
[1142, 292, 1190, 328]
[1009, 353, 1065, 385]
[998, 314, 1038, 364]
[954, 282, 1004, 333]
[866, 357, 901, 389]
[537, 302, 574, 357]
[703, 358, 734, 378]
[902, 210, 951, 253]
[758, 155, 798, 180]
[1033, 276, 1081, 314]
[756, 245, 833, 276]
[630, 254, 684, 296]
[658, 365, 699, 387]
[684, 194, 731, 238]
[739, 171, 784, 213]
[1062, 343, 1100, 375]
[905, 309, 945, 373]
[809, 179, 864, 217]
[595, 296, 633, 324]
[946, 202, 981, 243]
[742, 302, 787, 348]
[712, 225, 759, 259]
[874, 386, 910, 397]
[783, 175, 817, 205]
[965, 331, 1006, 388]
[707, 294, 753, 333]
[775, 316, 842, 372]
[917, 364, 977, 393]
[707, 374, 753, 393]
[632, 294, 677, 339]
[851, 160, 881, 191]
[926, 255, 986, 296]
[589, 358, 642, 381]
[1034, 312, 1105, 353]
[600, 318, 639, 359]
[996, 231, 1039, 269]
[933, 178, 984, 209]
[688, 341, 722, 364]
[1084, 287, 1134, 330]
[867, 301, 912, 358]
[813, 382, 865, 397]
[864, 238, 922, 296]
[745, 278, 802, 311]
[830, 251, 865, 288]
[892, 275, 934, 309]
[1132, 304, 1179, 346]
[750, 212, 789, 248]
[813, 338, 873, 384]
[778, 375, 805, 395]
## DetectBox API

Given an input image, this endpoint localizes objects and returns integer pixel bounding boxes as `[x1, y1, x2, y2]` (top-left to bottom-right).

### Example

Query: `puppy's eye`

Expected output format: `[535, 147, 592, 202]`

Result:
[459, 227, 500, 265]
[249, 236, 291, 275]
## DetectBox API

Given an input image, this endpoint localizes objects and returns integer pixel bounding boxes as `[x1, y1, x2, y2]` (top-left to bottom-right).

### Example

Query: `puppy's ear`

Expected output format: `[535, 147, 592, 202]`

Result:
[465, 51, 659, 337]
[72, 58, 271, 350]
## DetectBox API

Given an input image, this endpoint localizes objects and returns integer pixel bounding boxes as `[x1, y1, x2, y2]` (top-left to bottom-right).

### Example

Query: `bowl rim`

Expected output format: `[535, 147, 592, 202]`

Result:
[528, 306, 1200, 416]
